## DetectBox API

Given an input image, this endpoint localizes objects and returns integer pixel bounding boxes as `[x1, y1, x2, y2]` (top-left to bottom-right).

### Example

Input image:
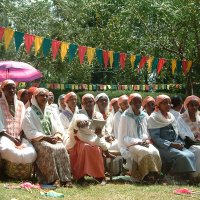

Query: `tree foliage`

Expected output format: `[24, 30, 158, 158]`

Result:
[0, 0, 199, 94]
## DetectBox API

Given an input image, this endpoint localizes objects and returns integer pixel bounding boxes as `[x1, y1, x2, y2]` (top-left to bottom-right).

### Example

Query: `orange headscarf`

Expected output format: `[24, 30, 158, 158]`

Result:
[142, 96, 155, 108]
[155, 94, 170, 112]
[128, 93, 142, 104]
[184, 95, 200, 109]
[64, 92, 77, 103]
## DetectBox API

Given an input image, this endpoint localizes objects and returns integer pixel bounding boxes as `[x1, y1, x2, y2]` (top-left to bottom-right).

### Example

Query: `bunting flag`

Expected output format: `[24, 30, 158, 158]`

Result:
[103, 50, 109, 68]
[0, 26, 193, 76]
[34, 36, 43, 55]
[87, 47, 95, 65]
[52, 39, 61, 60]
[147, 56, 154, 73]
[0, 27, 5, 42]
[78, 45, 87, 64]
[109, 51, 114, 68]
[151, 58, 159, 72]
[60, 42, 69, 62]
[4, 28, 14, 50]
[24, 34, 35, 54]
[172, 59, 177, 74]
[14, 31, 24, 51]
[68, 43, 78, 63]
[134, 55, 142, 69]
[182, 60, 187, 75]
[119, 53, 126, 70]
[114, 52, 120, 70]
[157, 58, 166, 74]
[42, 38, 51, 58]
[138, 56, 148, 71]
[130, 54, 136, 68]
[176, 60, 182, 74]
[96, 49, 103, 65]
[187, 60, 192, 72]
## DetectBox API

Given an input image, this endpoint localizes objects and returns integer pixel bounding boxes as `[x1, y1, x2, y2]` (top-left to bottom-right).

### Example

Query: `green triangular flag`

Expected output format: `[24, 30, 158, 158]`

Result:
[114, 52, 120, 70]
[134, 55, 142, 68]
[151, 58, 159, 72]
[42, 38, 51, 58]
[14, 31, 24, 51]
[68, 43, 78, 63]
[176, 60, 182, 74]
[96, 49, 103, 65]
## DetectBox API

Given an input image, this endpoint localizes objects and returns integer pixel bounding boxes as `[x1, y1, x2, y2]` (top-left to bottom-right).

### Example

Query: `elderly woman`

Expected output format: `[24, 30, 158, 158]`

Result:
[0, 80, 36, 179]
[177, 95, 200, 179]
[142, 96, 155, 116]
[118, 93, 161, 183]
[148, 95, 196, 180]
[109, 98, 119, 115]
[22, 88, 72, 187]
[113, 95, 129, 139]
[58, 94, 66, 113]
[60, 92, 79, 132]
[68, 93, 107, 184]
[94, 93, 119, 151]
[17, 89, 29, 108]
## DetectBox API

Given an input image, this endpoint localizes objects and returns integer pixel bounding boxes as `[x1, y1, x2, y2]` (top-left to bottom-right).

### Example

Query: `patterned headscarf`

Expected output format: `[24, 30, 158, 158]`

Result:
[184, 95, 200, 109]
[155, 94, 170, 112]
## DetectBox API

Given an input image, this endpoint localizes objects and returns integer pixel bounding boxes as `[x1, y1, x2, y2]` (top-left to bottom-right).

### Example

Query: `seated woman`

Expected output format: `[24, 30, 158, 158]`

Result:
[148, 95, 196, 180]
[177, 95, 200, 179]
[0, 80, 36, 179]
[68, 94, 107, 184]
[17, 89, 29, 109]
[22, 88, 72, 187]
[142, 96, 155, 116]
[118, 93, 161, 183]
[94, 93, 118, 151]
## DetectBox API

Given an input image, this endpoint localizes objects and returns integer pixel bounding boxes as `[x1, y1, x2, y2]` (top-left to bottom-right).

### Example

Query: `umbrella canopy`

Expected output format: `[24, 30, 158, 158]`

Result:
[0, 61, 43, 82]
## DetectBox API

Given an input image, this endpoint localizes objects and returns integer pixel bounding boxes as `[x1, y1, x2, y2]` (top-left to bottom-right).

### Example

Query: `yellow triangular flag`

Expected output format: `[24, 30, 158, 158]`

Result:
[60, 42, 69, 62]
[89, 84, 93, 91]
[4, 28, 14, 50]
[147, 56, 154, 73]
[34, 36, 43, 55]
[187, 60, 192, 72]
[109, 51, 113, 68]
[87, 47, 95, 65]
[172, 59, 177, 74]
[130, 54, 136, 68]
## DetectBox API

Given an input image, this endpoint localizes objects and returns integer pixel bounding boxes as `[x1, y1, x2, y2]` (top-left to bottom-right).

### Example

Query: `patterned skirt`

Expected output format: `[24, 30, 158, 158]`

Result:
[33, 141, 71, 184]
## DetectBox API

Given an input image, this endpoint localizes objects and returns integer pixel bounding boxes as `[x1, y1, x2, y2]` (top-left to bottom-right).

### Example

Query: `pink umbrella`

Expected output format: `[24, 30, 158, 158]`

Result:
[0, 61, 43, 82]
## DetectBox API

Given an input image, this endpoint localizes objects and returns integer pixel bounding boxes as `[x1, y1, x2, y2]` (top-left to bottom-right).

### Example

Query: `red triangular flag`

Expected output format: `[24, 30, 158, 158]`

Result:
[24, 33, 35, 54]
[157, 58, 166, 74]
[138, 56, 148, 71]
[182, 60, 187, 75]
[119, 53, 127, 70]
[52, 40, 61, 60]
[78, 45, 87, 64]
[0, 27, 5, 42]
[103, 50, 109, 68]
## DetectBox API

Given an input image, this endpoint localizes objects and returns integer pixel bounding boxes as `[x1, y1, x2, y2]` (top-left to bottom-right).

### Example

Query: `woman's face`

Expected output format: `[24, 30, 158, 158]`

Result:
[145, 101, 155, 114]
[67, 95, 77, 109]
[112, 101, 120, 113]
[2, 84, 16, 99]
[120, 100, 129, 112]
[82, 97, 95, 112]
[159, 98, 171, 113]
[59, 98, 66, 110]
[97, 96, 108, 112]
[130, 97, 142, 111]
[187, 100, 199, 114]
[20, 90, 29, 105]
[36, 92, 49, 107]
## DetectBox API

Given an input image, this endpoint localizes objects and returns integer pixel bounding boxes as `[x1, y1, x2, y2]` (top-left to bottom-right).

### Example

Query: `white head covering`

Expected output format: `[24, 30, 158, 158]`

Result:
[94, 92, 110, 114]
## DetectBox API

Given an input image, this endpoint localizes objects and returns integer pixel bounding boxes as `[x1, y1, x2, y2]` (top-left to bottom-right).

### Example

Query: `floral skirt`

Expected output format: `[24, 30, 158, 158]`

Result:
[33, 141, 71, 183]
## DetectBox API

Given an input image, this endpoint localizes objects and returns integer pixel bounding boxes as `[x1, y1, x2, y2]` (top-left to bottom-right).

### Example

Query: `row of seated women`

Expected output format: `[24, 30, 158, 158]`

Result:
[0, 79, 199, 187]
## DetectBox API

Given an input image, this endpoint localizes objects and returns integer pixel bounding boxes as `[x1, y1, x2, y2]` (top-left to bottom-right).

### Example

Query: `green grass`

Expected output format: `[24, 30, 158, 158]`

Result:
[0, 179, 199, 200]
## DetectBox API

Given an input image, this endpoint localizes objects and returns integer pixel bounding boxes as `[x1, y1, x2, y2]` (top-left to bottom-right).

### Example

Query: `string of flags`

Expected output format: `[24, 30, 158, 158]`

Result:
[17, 82, 185, 92]
[0, 26, 193, 75]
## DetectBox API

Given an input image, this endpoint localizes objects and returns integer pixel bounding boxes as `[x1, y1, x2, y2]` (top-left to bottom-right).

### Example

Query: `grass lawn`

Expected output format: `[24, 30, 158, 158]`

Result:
[0, 178, 199, 200]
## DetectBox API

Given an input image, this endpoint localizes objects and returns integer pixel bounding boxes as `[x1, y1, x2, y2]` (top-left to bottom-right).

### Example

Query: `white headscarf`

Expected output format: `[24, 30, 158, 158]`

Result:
[94, 92, 110, 114]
